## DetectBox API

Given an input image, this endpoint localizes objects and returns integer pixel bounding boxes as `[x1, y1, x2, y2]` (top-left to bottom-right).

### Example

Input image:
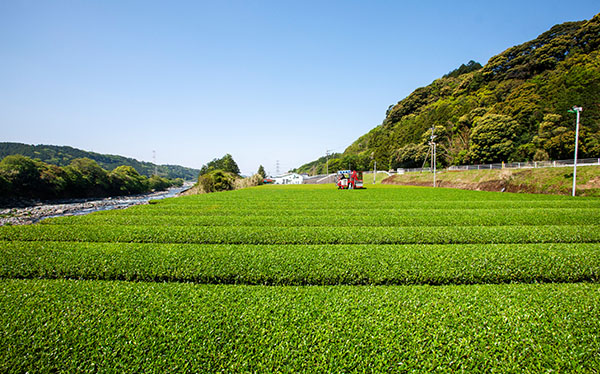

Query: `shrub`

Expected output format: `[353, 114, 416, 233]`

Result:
[198, 169, 236, 193]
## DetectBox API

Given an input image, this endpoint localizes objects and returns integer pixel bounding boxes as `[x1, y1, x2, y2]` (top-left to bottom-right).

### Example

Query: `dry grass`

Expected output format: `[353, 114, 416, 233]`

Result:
[180, 174, 264, 196]
[384, 165, 600, 196]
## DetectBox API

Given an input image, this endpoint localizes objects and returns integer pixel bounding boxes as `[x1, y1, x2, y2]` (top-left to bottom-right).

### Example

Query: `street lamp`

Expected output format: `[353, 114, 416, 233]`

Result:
[568, 106, 583, 197]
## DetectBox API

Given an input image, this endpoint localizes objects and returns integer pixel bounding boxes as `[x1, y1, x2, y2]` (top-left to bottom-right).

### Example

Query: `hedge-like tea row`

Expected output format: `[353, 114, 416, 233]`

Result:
[43, 210, 600, 227]
[2, 241, 599, 285]
[1, 279, 598, 373]
[2, 185, 600, 372]
[122, 199, 600, 211]
[160, 184, 579, 202]
[93, 206, 600, 217]
[2, 224, 600, 244]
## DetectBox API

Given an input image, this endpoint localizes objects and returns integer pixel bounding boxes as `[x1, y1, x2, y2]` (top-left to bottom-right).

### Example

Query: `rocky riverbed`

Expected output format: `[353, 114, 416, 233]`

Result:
[0, 185, 190, 226]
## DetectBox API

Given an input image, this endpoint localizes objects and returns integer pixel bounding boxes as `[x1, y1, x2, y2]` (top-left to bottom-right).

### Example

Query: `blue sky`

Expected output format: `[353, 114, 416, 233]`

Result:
[1, 1, 599, 176]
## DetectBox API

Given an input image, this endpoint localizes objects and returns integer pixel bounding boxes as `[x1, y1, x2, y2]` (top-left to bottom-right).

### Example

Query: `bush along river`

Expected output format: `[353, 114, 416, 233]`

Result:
[0, 184, 192, 226]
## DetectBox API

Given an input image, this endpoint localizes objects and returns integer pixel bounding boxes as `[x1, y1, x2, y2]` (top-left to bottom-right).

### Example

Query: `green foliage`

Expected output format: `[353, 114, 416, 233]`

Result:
[293, 152, 342, 175]
[198, 169, 236, 193]
[257, 165, 266, 179]
[2, 223, 599, 244]
[43, 208, 600, 227]
[109, 166, 148, 195]
[297, 14, 600, 171]
[443, 60, 483, 78]
[3, 241, 600, 285]
[2, 280, 598, 373]
[533, 114, 573, 159]
[468, 114, 520, 163]
[0, 142, 199, 180]
[394, 144, 428, 168]
[0, 155, 71, 198]
[199, 154, 240, 176]
[1, 185, 600, 371]
[65, 158, 110, 196]
[0, 155, 44, 194]
[148, 175, 172, 191]
[0, 155, 182, 201]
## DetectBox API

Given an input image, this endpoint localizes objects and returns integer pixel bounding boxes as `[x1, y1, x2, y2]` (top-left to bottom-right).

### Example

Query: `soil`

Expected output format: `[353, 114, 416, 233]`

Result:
[382, 167, 600, 196]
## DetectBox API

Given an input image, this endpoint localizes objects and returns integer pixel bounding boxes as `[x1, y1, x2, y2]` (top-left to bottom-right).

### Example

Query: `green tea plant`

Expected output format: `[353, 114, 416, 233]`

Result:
[1, 184, 599, 372]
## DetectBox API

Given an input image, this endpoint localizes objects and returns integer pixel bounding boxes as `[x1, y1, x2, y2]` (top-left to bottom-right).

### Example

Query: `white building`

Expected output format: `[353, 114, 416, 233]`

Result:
[271, 173, 304, 185]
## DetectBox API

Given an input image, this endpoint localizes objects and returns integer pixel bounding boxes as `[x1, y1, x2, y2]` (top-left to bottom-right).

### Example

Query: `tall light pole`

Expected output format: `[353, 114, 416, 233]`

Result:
[325, 150, 331, 176]
[568, 106, 583, 197]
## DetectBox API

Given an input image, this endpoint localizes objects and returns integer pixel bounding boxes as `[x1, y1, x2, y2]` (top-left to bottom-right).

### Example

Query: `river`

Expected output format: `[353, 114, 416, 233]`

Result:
[0, 184, 192, 226]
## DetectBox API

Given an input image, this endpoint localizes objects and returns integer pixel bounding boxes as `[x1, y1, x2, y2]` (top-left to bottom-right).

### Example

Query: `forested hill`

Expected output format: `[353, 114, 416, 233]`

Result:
[0, 143, 199, 180]
[296, 13, 600, 174]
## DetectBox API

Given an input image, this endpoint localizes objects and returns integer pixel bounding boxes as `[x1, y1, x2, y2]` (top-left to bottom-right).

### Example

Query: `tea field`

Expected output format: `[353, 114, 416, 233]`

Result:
[1, 184, 599, 372]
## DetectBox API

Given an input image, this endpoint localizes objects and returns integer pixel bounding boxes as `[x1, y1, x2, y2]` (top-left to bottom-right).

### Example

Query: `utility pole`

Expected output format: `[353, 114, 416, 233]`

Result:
[568, 106, 583, 197]
[276, 160, 280, 175]
[325, 150, 331, 176]
[373, 161, 377, 184]
[152, 150, 158, 176]
[429, 126, 437, 187]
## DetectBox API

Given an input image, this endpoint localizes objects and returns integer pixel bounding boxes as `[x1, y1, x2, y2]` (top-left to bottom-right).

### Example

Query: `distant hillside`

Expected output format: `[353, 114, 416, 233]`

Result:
[298, 13, 600, 174]
[293, 153, 342, 175]
[0, 143, 199, 180]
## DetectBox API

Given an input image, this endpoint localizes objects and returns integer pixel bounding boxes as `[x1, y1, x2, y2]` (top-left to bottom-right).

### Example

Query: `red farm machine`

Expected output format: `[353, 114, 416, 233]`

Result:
[336, 170, 364, 189]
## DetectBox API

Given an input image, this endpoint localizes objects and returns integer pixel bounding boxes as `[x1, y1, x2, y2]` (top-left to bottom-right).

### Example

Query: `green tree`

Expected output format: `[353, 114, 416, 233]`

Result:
[257, 165, 266, 179]
[0, 173, 10, 197]
[109, 166, 148, 195]
[64, 158, 110, 196]
[533, 114, 573, 160]
[443, 60, 483, 78]
[0, 155, 43, 197]
[198, 170, 235, 192]
[38, 163, 68, 197]
[148, 175, 171, 191]
[469, 114, 520, 163]
[394, 144, 429, 168]
[221, 154, 240, 175]
[200, 154, 241, 176]
[290, 15, 600, 171]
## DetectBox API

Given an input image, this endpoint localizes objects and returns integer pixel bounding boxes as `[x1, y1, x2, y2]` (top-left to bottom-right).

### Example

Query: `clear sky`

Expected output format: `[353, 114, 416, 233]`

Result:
[1, 1, 598, 176]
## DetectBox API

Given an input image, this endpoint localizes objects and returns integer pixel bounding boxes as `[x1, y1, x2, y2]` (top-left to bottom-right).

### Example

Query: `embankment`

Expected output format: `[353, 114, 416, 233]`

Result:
[382, 165, 600, 196]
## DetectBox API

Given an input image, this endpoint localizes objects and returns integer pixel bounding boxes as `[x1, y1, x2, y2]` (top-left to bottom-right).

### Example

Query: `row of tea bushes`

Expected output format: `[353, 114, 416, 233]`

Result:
[2, 224, 599, 244]
[2, 241, 599, 285]
[1, 279, 598, 373]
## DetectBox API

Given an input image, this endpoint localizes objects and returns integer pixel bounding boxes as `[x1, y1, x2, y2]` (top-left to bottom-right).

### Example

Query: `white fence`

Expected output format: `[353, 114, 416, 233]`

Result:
[397, 158, 600, 174]
[301, 159, 600, 183]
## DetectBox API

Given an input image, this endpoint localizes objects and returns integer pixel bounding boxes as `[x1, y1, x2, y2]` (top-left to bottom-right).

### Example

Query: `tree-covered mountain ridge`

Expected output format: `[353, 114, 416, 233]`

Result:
[296, 13, 600, 174]
[0, 142, 199, 180]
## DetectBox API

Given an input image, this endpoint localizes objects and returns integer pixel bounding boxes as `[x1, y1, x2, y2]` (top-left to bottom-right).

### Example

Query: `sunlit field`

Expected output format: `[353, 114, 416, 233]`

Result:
[1, 184, 599, 372]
